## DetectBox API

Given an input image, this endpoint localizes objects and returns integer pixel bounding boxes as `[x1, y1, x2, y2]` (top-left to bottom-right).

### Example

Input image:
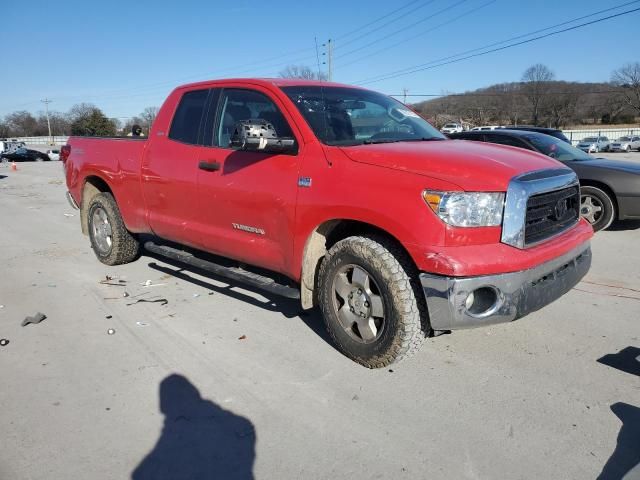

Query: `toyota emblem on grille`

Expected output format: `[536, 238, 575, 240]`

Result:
[554, 199, 568, 219]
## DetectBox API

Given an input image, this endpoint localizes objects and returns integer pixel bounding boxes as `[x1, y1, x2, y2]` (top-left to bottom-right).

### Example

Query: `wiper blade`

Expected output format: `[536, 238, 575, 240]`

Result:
[362, 138, 401, 144]
[399, 137, 446, 142]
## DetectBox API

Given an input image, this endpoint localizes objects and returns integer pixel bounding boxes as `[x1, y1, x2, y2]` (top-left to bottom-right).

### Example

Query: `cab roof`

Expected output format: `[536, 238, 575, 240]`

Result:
[177, 77, 365, 91]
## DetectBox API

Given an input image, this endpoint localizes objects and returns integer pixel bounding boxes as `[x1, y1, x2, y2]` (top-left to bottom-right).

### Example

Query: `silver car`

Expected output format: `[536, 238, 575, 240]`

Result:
[609, 135, 640, 152]
[577, 136, 610, 153]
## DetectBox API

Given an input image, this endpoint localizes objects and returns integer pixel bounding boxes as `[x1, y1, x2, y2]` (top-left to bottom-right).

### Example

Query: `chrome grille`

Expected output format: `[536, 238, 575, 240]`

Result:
[524, 186, 580, 246]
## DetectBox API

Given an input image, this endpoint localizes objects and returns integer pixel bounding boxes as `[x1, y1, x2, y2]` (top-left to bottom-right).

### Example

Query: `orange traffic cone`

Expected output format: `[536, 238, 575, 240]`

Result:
[10, 162, 17, 171]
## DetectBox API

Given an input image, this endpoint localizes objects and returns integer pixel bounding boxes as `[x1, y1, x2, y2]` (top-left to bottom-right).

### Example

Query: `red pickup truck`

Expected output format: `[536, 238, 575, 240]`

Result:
[62, 78, 593, 368]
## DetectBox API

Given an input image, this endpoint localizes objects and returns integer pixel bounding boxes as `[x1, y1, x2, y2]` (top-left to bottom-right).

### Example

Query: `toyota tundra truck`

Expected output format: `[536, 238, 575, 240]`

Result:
[62, 79, 593, 368]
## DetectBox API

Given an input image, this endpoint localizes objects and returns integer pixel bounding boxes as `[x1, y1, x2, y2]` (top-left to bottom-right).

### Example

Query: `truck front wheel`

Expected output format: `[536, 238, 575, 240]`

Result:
[87, 192, 140, 265]
[318, 235, 429, 368]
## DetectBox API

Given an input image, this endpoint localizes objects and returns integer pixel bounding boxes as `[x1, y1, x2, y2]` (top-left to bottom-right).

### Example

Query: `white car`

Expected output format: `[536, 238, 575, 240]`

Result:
[577, 136, 610, 153]
[609, 136, 640, 152]
[440, 123, 463, 134]
[46, 149, 60, 161]
[470, 125, 503, 131]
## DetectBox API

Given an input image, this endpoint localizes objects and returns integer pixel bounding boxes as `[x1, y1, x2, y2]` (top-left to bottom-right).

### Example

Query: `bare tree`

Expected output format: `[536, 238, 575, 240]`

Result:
[140, 106, 159, 130]
[278, 65, 327, 81]
[521, 64, 555, 125]
[611, 62, 640, 114]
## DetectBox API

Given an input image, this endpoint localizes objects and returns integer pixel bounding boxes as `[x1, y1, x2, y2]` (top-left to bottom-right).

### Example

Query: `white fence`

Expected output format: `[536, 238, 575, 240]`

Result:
[562, 128, 640, 145]
[2, 136, 70, 146]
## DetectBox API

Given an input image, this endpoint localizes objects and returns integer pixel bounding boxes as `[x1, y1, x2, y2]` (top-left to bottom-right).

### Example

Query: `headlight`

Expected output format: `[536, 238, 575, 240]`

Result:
[423, 190, 505, 227]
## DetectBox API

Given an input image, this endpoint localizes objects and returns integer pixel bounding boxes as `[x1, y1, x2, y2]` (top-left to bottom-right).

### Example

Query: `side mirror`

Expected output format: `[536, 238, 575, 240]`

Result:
[230, 119, 297, 154]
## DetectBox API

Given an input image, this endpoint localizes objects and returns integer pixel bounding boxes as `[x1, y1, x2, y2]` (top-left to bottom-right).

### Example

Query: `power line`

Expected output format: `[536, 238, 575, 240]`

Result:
[333, 0, 425, 42]
[335, 0, 497, 70]
[356, 1, 640, 85]
[334, 0, 437, 50]
[335, 0, 467, 61]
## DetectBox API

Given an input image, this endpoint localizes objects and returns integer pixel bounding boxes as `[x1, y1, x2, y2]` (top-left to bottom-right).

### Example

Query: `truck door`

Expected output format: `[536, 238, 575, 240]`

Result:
[195, 87, 301, 275]
[141, 88, 212, 248]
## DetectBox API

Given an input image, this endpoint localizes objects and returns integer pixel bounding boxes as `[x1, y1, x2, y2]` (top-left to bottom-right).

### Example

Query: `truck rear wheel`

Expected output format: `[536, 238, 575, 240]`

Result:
[317, 235, 429, 368]
[87, 192, 140, 265]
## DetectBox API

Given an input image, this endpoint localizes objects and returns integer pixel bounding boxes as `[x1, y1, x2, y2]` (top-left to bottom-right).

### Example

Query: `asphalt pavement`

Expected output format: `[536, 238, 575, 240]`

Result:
[0, 161, 638, 480]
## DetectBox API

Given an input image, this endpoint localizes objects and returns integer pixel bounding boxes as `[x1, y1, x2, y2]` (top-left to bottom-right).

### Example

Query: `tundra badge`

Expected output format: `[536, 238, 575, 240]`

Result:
[232, 223, 265, 235]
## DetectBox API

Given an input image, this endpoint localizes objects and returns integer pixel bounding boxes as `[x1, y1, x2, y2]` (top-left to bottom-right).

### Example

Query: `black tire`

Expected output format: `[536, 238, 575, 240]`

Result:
[87, 192, 140, 265]
[317, 235, 429, 368]
[580, 186, 615, 232]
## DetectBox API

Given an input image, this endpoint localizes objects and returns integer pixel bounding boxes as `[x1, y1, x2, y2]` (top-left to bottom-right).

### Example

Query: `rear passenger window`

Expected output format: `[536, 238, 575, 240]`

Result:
[169, 89, 209, 144]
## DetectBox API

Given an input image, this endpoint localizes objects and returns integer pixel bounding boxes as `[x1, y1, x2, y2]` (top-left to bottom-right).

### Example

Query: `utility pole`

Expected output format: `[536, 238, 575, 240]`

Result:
[402, 88, 409, 104]
[41, 98, 52, 143]
[322, 39, 333, 81]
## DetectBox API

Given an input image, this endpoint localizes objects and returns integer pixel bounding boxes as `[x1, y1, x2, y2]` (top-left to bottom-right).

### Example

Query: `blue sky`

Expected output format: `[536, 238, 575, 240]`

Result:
[1, 0, 639, 120]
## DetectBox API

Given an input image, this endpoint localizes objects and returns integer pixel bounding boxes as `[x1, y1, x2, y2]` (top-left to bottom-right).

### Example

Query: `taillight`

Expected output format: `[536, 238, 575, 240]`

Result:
[60, 145, 71, 162]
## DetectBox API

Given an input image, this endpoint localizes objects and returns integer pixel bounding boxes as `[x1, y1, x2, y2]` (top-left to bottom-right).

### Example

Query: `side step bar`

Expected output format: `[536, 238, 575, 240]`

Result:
[144, 241, 300, 300]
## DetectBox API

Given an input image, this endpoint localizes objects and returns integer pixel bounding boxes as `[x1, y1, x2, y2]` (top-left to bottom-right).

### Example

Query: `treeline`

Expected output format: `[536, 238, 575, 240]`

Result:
[0, 104, 158, 138]
[414, 63, 640, 129]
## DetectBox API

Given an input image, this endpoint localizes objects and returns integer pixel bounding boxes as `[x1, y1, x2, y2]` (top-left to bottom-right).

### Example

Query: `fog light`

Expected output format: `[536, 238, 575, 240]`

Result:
[465, 287, 499, 317]
[465, 292, 475, 310]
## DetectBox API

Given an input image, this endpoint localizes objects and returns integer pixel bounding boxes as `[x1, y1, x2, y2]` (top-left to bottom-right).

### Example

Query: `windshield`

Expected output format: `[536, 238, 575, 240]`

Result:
[281, 86, 445, 146]
[582, 137, 598, 142]
[444, 124, 457, 128]
[617, 137, 631, 142]
[524, 134, 592, 161]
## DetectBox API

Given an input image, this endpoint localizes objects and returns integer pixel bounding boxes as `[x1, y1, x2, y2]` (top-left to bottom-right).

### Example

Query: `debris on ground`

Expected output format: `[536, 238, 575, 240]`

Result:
[99, 279, 126, 287]
[141, 280, 167, 288]
[0, 305, 4, 309]
[238, 335, 247, 340]
[192, 293, 200, 298]
[126, 298, 168, 306]
[107, 329, 116, 335]
[21, 312, 47, 327]
[63, 213, 75, 217]
[136, 322, 149, 327]
[0, 339, 9, 346]
[105, 315, 112, 319]
[122, 292, 130, 298]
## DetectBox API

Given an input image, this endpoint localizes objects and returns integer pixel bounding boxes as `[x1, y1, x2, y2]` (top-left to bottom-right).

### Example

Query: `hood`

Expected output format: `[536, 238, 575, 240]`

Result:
[338, 140, 566, 191]
[579, 157, 640, 175]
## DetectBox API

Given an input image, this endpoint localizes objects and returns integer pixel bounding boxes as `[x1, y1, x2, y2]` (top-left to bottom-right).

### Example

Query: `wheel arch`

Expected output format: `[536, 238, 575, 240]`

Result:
[580, 180, 619, 219]
[80, 176, 114, 235]
[299, 219, 419, 310]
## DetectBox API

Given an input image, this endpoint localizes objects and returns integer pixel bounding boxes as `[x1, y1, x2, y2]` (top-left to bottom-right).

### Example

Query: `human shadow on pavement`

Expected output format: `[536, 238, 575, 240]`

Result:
[597, 403, 640, 480]
[146, 259, 334, 347]
[132, 374, 256, 480]
[597, 347, 640, 377]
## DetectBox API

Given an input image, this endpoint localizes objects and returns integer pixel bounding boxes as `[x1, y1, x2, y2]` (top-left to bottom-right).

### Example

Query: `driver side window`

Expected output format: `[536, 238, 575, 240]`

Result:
[215, 89, 293, 148]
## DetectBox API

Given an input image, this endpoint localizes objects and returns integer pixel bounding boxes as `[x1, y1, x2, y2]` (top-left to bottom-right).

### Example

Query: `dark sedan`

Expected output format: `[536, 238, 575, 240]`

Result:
[1, 147, 50, 162]
[449, 130, 640, 231]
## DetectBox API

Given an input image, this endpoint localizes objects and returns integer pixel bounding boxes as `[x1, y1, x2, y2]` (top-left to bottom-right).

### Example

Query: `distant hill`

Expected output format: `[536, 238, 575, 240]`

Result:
[412, 80, 637, 129]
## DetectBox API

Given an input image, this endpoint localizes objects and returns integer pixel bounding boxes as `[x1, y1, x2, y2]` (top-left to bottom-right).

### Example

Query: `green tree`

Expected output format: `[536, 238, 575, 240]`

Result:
[69, 104, 117, 136]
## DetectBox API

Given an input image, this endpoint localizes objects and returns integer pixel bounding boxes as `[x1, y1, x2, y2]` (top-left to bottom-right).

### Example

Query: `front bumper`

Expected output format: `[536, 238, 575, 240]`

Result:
[420, 242, 591, 330]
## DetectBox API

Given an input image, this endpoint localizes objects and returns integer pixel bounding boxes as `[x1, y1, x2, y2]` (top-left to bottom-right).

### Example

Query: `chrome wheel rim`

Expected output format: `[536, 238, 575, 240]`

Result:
[580, 194, 603, 225]
[91, 207, 113, 254]
[331, 264, 385, 344]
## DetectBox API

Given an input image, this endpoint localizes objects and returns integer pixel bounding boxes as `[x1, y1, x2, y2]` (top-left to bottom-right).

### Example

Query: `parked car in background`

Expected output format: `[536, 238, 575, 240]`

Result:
[1, 147, 50, 162]
[449, 129, 640, 231]
[470, 125, 503, 131]
[577, 136, 610, 153]
[440, 123, 463, 134]
[499, 126, 571, 144]
[609, 136, 640, 152]
[46, 149, 60, 161]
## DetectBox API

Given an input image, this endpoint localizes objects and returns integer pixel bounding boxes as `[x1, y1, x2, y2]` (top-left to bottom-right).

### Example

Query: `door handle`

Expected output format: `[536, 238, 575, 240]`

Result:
[199, 161, 221, 172]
